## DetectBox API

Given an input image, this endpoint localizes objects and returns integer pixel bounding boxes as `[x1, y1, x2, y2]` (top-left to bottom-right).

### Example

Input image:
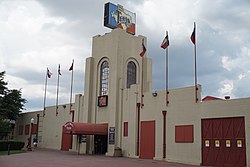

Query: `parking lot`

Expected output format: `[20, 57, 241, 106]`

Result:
[0, 148, 200, 167]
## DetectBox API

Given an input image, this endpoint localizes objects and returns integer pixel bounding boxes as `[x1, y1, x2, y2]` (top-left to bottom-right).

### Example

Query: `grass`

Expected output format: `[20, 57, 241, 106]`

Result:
[0, 150, 26, 156]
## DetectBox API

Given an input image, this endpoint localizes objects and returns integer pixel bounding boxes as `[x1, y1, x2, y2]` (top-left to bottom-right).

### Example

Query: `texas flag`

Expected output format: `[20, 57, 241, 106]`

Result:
[190, 22, 196, 45]
[140, 39, 147, 57]
[161, 34, 169, 49]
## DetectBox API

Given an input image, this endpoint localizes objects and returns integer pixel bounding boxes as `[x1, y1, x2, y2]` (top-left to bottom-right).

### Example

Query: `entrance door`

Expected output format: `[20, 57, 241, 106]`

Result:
[202, 117, 246, 166]
[61, 134, 72, 151]
[94, 135, 107, 154]
[140, 121, 155, 159]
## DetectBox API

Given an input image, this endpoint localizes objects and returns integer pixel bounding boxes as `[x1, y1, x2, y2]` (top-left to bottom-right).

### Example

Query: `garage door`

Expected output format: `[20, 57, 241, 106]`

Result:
[202, 117, 246, 166]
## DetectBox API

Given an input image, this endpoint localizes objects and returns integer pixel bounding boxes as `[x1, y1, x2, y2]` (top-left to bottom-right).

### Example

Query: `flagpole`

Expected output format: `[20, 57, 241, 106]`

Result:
[166, 31, 169, 106]
[43, 68, 48, 117]
[56, 64, 60, 116]
[193, 22, 198, 103]
[69, 60, 74, 114]
[141, 56, 144, 108]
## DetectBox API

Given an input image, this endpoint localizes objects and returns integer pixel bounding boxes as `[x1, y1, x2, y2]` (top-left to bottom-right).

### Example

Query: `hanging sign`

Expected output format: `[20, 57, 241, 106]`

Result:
[80, 135, 87, 143]
[98, 95, 108, 107]
[109, 127, 115, 144]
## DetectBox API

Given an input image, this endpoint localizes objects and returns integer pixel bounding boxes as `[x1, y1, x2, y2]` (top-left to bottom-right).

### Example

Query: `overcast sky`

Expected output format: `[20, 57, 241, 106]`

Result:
[0, 0, 250, 112]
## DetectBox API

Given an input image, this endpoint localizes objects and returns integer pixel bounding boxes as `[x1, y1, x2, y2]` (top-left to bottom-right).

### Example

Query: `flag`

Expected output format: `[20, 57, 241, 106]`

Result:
[140, 39, 146, 57]
[190, 22, 196, 44]
[47, 68, 52, 78]
[58, 64, 62, 75]
[69, 60, 74, 71]
[161, 34, 169, 49]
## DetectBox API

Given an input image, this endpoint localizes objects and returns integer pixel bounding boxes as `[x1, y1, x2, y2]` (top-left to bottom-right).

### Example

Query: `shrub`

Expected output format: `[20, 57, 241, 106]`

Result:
[0, 141, 25, 151]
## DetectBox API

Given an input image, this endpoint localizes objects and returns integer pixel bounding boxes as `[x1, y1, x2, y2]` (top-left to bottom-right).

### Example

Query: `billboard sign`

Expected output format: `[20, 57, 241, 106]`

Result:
[104, 2, 136, 35]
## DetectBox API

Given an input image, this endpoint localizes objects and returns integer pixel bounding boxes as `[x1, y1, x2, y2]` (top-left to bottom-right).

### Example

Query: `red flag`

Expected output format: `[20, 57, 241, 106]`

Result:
[140, 39, 146, 57]
[69, 60, 74, 71]
[58, 64, 62, 75]
[47, 68, 52, 78]
[190, 23, 196, 44]
[161, 34, 169, 49]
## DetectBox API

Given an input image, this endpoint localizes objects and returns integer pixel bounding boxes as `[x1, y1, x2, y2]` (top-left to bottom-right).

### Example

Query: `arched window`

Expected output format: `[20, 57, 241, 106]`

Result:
[100, 61, 109, 95]
[127, 61, 136, 88]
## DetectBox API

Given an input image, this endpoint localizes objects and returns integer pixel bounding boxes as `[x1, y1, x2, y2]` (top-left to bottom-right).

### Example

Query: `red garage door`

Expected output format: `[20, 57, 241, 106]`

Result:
[140, 121, 155, 159]
[202, 117, 246, 166]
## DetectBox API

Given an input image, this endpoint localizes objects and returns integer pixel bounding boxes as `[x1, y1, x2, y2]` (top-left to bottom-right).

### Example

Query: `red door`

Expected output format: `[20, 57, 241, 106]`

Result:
[61, 127, 72, 151]
[202, 117, 246, 166]
[140, 121, 155, 159]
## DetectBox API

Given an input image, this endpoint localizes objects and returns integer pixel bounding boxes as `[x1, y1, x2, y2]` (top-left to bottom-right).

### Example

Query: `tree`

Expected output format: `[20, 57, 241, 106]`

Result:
[0, 71, 26, 139]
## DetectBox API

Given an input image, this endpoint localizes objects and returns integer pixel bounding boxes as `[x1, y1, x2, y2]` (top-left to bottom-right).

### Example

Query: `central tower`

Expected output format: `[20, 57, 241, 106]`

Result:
[82, 28, 152, 155]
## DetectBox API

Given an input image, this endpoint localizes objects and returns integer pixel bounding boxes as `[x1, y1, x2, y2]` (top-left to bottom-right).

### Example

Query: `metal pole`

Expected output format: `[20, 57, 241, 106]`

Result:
[56, 65, 60, 116]
[194, 23, 198, 103]
[69, 60, 74, 114]
[28, 123, 33, 151]
[141, 57, 144, 108]
[43, 69, 48, 117]
[166, 31, 169, 106]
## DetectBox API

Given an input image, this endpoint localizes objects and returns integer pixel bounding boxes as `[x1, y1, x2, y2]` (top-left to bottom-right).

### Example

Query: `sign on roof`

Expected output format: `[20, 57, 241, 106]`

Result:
[104, 2, 136, 35]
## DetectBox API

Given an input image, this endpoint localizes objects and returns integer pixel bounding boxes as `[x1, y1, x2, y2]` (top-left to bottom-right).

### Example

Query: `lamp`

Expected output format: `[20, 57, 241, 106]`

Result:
[152, 92, 157, 97]
[28, 118, 34, 151]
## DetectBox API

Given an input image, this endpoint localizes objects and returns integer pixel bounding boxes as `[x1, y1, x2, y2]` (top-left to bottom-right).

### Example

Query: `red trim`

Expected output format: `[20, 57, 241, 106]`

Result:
[63, 122, 108, 135]
[202, 96, 224, 101]
[175, 125, 194, 143]
[124, 122, 128, 137]
[136, 103, 141, 156]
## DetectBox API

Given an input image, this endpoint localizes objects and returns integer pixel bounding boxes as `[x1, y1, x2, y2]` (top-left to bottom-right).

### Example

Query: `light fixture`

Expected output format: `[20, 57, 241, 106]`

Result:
[30, 118, 34, 124]
[152, 92, 157, 97]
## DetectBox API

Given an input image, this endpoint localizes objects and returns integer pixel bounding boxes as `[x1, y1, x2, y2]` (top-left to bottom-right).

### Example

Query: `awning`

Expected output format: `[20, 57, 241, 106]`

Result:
[63, 122, 108, 135]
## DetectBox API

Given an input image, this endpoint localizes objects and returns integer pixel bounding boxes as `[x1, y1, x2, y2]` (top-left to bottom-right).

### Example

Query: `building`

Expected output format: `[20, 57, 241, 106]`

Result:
[14, 28, 250, 166]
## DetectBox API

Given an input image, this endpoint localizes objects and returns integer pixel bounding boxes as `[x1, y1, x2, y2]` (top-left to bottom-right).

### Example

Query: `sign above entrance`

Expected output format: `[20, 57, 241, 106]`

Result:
[104, 2, 136, 35]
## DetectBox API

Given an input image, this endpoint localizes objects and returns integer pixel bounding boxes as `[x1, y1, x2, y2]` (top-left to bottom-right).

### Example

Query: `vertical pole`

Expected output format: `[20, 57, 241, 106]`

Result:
[28, 123, 33, 151]
[141, 57, 144, 108]
[43, 69, 48, 117]
[136, 103, 141, 156]
[36, 114, 39, 143]
[56, 65, 60, 116]
[166, 31, 169, 106]
[69, 60, 74, 114]
[162, 110, 167, 159]
[194, 23, 198, 103]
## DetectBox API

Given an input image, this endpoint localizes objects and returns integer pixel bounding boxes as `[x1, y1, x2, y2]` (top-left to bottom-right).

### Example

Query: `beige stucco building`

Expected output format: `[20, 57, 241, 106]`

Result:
[14, 29, 250, 166]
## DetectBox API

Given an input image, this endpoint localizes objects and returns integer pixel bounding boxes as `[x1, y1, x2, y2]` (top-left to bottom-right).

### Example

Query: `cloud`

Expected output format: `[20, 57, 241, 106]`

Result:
[0, 0, 85, 111]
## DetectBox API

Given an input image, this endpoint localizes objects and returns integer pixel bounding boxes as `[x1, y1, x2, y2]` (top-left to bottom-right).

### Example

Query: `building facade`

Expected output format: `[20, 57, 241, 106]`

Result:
[14, 29, 250, 166]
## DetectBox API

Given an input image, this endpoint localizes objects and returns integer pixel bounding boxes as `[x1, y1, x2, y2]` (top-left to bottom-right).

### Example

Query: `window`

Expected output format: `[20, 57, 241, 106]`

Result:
[175, 125, 194, 143]
[25, 124, 30, 135]
[18, 125, 23, 135]
[127, 61, 136, 88]
[100, 61, 109, 95]
[124, 122, 128, 137]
